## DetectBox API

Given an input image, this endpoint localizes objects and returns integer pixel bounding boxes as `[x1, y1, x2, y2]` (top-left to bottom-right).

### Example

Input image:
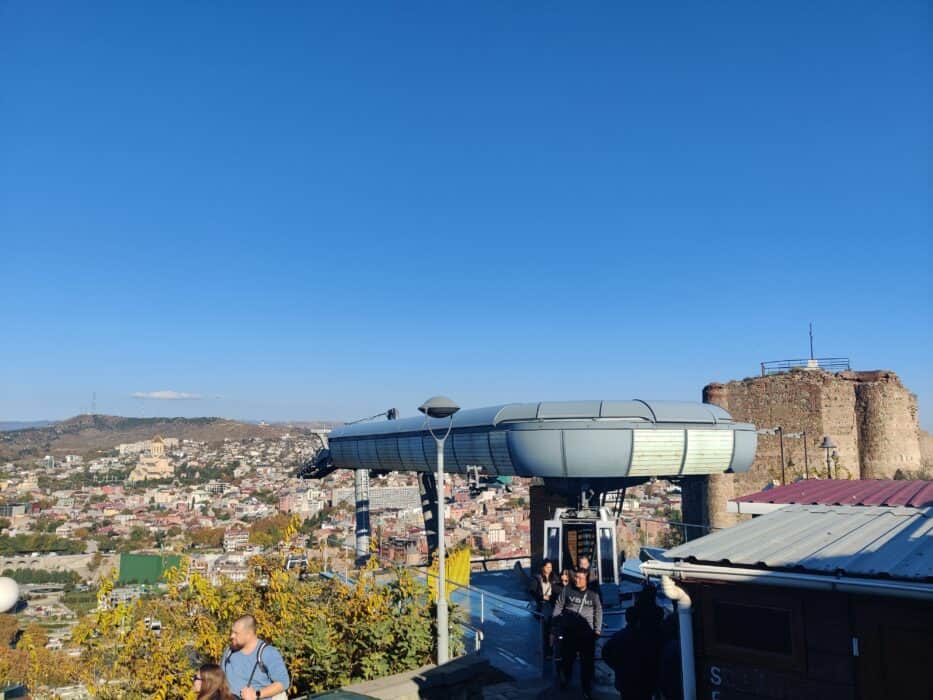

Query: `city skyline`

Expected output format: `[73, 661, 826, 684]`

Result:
[1, 3, 930, 427]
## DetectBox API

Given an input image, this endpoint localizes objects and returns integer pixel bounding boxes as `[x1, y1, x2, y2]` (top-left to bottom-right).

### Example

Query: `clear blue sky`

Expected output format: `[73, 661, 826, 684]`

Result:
[1, 2, 930, 428]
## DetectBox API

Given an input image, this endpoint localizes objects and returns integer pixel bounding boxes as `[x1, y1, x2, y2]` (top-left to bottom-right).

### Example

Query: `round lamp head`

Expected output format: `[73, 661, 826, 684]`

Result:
[819, 436, 837, 450]
[0, 577, 19, 613]
[418, 396, 460, 419]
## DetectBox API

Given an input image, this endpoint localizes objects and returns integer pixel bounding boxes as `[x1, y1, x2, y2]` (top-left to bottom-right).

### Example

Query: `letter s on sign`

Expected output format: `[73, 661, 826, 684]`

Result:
[710, 666, 721, 686]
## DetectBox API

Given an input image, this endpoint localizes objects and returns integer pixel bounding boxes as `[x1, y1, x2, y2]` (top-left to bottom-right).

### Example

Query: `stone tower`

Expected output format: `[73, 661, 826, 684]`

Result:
[683, 369, 922, 533]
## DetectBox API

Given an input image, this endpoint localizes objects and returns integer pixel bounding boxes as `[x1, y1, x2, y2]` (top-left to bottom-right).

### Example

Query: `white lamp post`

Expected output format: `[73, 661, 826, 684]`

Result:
[419, 395, 460, 665]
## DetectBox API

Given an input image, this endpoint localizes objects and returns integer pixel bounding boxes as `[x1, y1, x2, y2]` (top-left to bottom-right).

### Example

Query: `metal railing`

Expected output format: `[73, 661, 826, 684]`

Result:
[416, 570, 544, 679]
[319, 544, 542, 675]
[760, 357, 850, 376]
[469, 554, 531, 572]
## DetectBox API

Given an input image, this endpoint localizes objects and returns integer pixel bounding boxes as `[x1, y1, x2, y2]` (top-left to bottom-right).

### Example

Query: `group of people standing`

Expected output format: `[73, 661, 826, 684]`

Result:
[530, 556, 603, 700]
[531, 557, 680, 700]
[192, 614, 291, 700]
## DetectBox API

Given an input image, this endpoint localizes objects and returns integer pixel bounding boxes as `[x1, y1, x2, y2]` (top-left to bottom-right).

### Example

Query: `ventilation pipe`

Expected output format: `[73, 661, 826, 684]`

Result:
[661, 574, 696, 700]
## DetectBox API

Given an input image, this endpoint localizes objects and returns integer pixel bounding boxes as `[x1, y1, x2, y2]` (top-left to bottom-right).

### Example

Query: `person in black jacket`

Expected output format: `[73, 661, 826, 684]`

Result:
[551, 567, 603, 700]
[530, 559, 559, 659]
[554, 568, 571, 601]
[603, 585, 665, 700]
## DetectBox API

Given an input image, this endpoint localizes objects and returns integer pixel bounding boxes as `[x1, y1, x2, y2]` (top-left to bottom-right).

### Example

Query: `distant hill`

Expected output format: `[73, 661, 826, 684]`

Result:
[0, 414, 321, 461]
[0, 420, 54, 431]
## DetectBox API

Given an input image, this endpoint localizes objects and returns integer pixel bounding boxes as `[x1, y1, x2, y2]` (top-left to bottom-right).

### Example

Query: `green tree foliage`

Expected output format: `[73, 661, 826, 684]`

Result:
[0, 533, 83, 555]
[1, 568, 81, 585]
[654, 507, 685, 549]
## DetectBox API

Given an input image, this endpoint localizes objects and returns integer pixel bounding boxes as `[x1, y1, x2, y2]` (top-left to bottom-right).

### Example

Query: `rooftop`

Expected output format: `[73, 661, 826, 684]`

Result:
[729, 479, 933, 515]
[663, 504, 933, 583]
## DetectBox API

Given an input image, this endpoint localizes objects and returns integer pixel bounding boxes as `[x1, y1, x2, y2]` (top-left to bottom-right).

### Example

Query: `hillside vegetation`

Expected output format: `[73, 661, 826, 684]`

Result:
[0, 414, 313, 461]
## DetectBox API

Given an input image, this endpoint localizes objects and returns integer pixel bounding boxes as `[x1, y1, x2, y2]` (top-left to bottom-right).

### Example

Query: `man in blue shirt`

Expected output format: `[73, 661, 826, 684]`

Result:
[222, 614, 290, 700]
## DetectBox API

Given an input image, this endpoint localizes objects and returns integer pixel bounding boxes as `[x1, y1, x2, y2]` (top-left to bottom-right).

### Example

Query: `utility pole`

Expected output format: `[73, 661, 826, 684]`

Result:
[778, 427, 786, 485]
[802, 433, 809, 479]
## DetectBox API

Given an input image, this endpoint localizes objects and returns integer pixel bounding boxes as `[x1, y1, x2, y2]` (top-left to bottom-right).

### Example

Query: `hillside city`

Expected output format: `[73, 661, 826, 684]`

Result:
[0, 429, 684, 657]
[3, 3, 928, 697]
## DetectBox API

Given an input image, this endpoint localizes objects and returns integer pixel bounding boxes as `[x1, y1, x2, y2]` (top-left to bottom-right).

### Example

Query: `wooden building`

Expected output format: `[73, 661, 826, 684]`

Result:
[643, 501, 932, 699]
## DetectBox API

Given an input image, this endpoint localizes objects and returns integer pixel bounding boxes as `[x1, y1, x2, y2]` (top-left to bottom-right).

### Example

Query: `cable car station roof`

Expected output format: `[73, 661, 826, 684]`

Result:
[328, 400, 756, 480]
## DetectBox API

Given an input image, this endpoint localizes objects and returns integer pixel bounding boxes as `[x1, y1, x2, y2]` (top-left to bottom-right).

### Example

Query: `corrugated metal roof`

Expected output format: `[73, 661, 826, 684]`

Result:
[665, 504, 933, 582]
[733, 479, 933, 508]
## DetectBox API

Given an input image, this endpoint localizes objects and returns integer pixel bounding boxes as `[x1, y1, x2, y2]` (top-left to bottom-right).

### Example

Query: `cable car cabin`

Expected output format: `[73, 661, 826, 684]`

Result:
[544, 507, 621, 606]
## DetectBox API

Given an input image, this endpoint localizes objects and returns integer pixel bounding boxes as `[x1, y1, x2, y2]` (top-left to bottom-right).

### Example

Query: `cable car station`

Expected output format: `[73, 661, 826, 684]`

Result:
[301, 399, 757, 594]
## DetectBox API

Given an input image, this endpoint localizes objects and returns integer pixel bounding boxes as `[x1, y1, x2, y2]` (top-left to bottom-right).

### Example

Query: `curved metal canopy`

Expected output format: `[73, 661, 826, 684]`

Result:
[328, 400, 756, 480]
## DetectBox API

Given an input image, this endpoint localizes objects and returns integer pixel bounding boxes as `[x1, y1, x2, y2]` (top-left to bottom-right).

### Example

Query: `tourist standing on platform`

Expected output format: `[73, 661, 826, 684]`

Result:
[531, 559, 559, 659]
[222, 614, 290, 700]
[554, 568, 572, 600]
[194, 663, 237, 700]
[577, 554, 602, 600]
[552, 567, 603, 700]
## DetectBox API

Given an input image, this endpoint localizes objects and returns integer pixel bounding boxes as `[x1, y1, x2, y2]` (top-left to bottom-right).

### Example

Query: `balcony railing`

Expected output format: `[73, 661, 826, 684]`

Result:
[760, 357, 850, 376]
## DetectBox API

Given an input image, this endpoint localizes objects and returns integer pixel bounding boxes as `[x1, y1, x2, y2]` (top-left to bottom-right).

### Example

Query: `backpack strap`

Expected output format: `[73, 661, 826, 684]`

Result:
[257, 640, 269, 675]
[246, 640, 268, 688]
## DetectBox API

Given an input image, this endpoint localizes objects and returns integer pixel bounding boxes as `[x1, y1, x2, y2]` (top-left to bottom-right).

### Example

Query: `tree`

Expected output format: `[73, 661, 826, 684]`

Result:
[654, 507, 685, 549]
[249, 513, 293, 549]
[68, 519, 451, 698]
[188, 527, 224, 550]
[0, 614, 18, 646]
[0, 620, 79, 693]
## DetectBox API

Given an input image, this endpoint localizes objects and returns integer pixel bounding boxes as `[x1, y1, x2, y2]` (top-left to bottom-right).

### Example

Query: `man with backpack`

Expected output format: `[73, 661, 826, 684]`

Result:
[222, 614, 290, 700]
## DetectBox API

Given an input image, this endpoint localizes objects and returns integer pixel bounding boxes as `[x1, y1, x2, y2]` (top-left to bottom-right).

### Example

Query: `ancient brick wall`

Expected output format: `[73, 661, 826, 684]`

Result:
[686, 368, 923, 530]
[854, 373, 922, 477]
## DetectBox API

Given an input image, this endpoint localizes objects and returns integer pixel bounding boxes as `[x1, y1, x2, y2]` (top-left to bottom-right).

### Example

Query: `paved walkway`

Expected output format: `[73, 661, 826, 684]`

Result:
[481, 679, 618, 700]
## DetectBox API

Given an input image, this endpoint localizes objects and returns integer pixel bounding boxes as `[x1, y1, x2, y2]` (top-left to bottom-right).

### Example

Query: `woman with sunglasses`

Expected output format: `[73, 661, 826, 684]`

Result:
[194, 663, 236, 700]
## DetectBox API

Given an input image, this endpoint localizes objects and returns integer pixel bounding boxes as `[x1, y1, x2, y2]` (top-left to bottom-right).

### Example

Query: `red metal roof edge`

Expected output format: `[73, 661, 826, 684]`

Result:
[733, 479, 933, 508]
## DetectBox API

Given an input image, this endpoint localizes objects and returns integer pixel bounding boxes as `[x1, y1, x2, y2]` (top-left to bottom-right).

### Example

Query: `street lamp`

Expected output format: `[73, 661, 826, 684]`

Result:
[419, 395, 460, 665]
[784, 431, 810, 479]
[819, 436, 837, 479]
[756, 427, 786, 484]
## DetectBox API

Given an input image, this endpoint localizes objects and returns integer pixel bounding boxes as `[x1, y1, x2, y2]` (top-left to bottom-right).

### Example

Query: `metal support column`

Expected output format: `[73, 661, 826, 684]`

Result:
[418, 472, 439, 559]
[354, 469, 371, 564]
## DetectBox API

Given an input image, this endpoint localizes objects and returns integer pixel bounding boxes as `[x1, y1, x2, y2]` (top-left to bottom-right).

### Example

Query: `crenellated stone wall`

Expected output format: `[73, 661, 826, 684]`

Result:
[683, 368, 923, 534]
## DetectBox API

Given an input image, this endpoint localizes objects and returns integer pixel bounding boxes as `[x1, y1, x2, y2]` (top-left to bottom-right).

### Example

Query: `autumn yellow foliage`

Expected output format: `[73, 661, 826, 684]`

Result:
[0, 517, 460, 698]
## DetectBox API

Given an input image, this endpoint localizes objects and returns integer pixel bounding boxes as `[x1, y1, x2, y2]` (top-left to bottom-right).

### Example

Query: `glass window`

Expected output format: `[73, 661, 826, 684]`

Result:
[563, 523, 596, 567]
[598, 527, 615, 583]
[713, 600, 793, 655]
[546, 526, 560, 568]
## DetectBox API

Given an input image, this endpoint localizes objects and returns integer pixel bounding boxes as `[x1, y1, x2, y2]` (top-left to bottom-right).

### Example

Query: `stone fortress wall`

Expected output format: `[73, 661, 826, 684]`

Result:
[684, 368, 923, 532]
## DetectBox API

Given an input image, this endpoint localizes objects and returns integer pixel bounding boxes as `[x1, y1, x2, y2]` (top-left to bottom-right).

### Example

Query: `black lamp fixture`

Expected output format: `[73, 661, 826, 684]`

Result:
[819, 436, 837, 478]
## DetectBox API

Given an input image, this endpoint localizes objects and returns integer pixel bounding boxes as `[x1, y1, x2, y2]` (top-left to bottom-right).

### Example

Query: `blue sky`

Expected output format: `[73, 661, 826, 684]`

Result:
[1, 2, 930, 427]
